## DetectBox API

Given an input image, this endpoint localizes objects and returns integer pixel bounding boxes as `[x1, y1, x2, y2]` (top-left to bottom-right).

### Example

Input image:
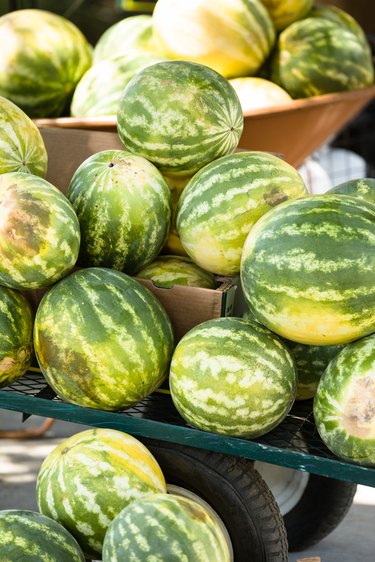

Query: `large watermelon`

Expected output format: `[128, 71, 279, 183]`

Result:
[0, 172, 80, 289]
[136, 255, 216, 288]
[102, 493, 230, 561]
[71, 52, 166, 117]
[229, 77, 292, 112]
[0, 96, 47, 176]
[170, 317, 296, 438]
[117, 60, 244, 177]
[260, 0, 313, 31]
[152, 0, 275, 78]
[327, 178, 375, 206]
[177, 151, 307, 275]
[0, 510, 85, 561]
[0, 9, 92, 117]
[37, 428, 167, 558]
[314, 333, 375, 466]
[67, 150, 171, 274]
[240, 194, 375, 345]
[34, 267, 174, 410]
[0, 286, 33, 388]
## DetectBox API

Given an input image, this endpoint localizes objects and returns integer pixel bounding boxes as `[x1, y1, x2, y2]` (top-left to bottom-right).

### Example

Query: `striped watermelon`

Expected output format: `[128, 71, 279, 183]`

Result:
[67, 150, 171, 274]
[102, 493, 230, 561]
[0, 9, 92, 117]
[0, 510, 85, 561]
[241, 194, 375, 346]
[229, 77, 292, 112]
[177, 151, 307, 275]
[272, 15, 374, 98]
[136, 255, 216, 288]
[314, 333, 375, 466]
[34, 267, 174, 410]
[162, 174, 190, 256]
[93, 15, 157, 63]
[0, 172, 80, 289]
[170, 317, 296, 438]
[0, 287, 33, 389]
[71, 53, 166, 117]
[152, 0, 275, 78]
[0, 96, 47, 176]
[117, 60, 244, 177]
[309, 4, 370, 42]
[327, 178, 375, 206]
[260, 0, 313, 30]
[37, 428, 167, 558]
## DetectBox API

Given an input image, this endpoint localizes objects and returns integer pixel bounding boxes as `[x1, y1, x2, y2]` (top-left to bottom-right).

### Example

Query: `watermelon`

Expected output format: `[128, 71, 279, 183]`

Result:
[34, 267, 174, 410]
[71, 52, 166, 117]
[0, 286, 33, 389]
[67, 150, 171, 274]
[177, 151, 307, 275]
[0, 96, 47, 176]
[0, 510, 85, 561]
[136, 255, 216, 288]
[272, 15, 374, 98]
[170, 317, 296, 438]
[0, 172, 80, 289]
[117, 60, 244, 177]
[240, 194, 375, 346]
[229, 77, 292, 112]
[152, 0, 275, 78]
[93, 15, 157, 63]
[0, 9, 92, 117]
[314, 333, 375, 466]
[309, 4, 370, 43]
[37, 428, 167, 558]
[102, 493, 230, 562]
[327, 178, 375, 206]
[162, 174, 190, 256]
[260, 0, 313, 31]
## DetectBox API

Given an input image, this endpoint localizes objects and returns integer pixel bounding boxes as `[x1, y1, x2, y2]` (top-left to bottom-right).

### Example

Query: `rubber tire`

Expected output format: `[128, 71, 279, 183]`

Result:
[141, 439, 288, 562]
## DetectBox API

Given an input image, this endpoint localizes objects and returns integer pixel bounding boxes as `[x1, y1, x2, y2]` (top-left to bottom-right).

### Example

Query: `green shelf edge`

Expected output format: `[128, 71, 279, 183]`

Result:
[1, 391, 375, 488]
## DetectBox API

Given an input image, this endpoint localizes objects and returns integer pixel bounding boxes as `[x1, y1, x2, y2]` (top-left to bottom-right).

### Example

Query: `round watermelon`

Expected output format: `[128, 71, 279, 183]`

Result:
[170, 317, 296, 438]
[327, 178, 375, 206]
[0, 96, 47, 176]
[0, 9, 92, 117]
[260, 0, 313, 31]
[136, 255, 216, 288]
[102, 493, 231, 561]
[67, 150, 171, 274]
[117, 60, 244, 177]
[314, 333, 375, 466]
[71, 52, 166, 117]
[229, 77, 292, 112]
[34, 267, 174, 410]
[152, 0, 275, 78]
[37, 428, 167, 558]
[0, 287, 33, 389]
[0, 510, 85, 561]
[241, 194, 375, 345]
[177, 151, 307, 275]
[0, 172, 80, 289]
[162, 174, 190, 256]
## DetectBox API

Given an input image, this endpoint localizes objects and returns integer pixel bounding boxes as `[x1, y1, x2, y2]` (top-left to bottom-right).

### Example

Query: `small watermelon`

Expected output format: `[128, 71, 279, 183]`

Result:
[260, 0, 313, 31]
[229, 77, 292, 112]
[136, 255, 216, 288]
[37, 428, 167, 558]
[162, 174, 190, 256]
[102, 493, 231, 561]
[327, 178, 375, 206]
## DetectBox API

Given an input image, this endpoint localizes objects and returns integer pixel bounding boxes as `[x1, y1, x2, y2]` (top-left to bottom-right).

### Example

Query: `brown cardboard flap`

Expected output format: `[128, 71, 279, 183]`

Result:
[296, 557, 321, 562]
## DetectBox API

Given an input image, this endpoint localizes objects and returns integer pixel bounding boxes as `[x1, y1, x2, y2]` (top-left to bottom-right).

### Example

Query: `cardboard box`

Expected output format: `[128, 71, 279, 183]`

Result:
[33, 127, 239, 342]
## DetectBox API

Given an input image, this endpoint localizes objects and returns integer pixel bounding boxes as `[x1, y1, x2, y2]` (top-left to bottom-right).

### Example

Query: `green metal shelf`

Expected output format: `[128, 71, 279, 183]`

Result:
[1, 369, 375, 488]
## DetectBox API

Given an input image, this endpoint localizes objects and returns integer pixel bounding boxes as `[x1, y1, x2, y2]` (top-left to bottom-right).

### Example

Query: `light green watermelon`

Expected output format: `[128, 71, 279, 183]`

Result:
[117, 60, 244, 177]
[67, 150, 171, 274]
[327, 178, 375, 206]
[260, 0, 313, 31]
[37, 428, 167, 558]
[0, 286, 33, 388]
[102, 493, 230, 562]
[240, 194, 375, 346]
[0, 9, 92, 117]
[177, 151, 307, 275]
[136, 255, 216, 288]
[93, 15, 157, 63]
[0, 96, 47, 176]
[71, 52, 166, 117]
[170, 317, 297, 438]
[0, 510, 85, 561]
[34, 267, 174, 410]
[314, 333, 375, 466]
[0, 172, 80, 289]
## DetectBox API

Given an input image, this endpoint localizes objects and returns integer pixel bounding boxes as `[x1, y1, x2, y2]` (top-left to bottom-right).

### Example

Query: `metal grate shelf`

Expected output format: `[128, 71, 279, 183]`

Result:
[1, 369, 375, 488]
